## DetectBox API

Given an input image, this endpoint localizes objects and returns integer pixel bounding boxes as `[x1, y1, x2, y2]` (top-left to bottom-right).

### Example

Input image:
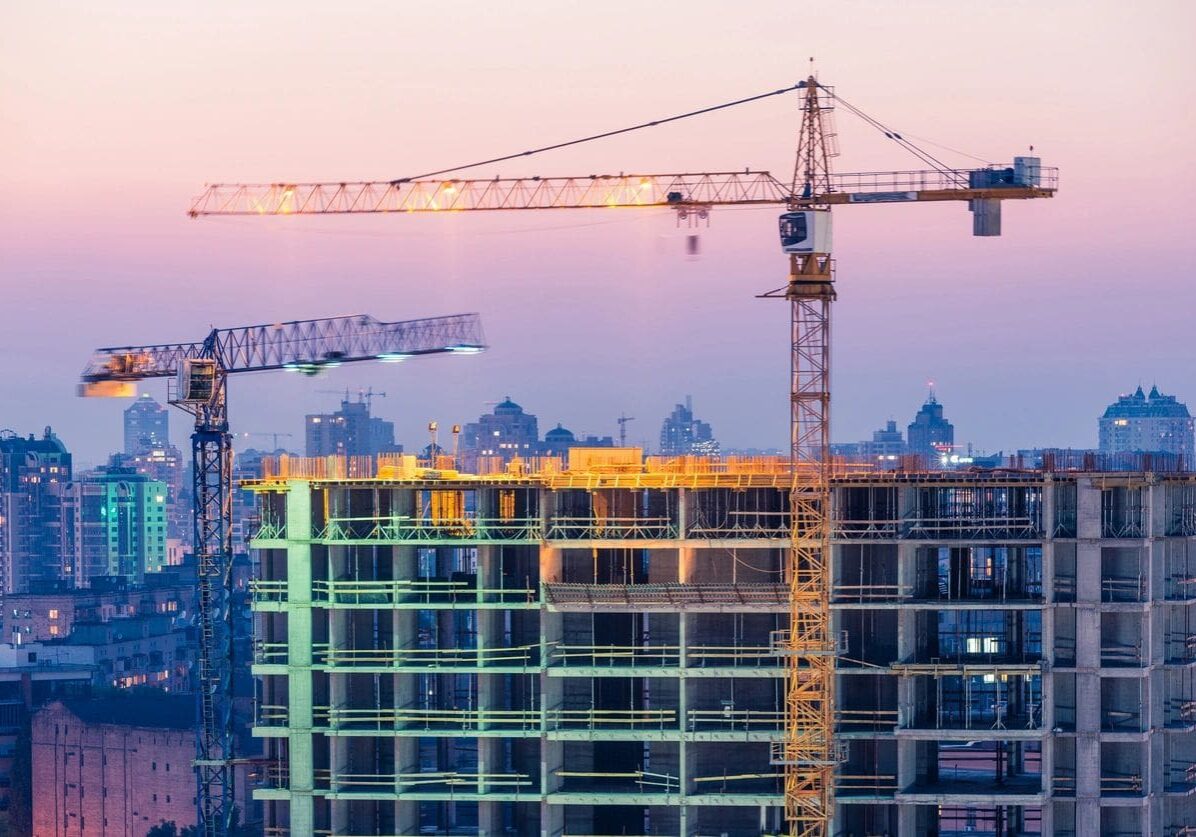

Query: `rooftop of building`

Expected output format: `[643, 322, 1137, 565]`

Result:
[48, 690, 194, 730]
[1102, 385, 1191, 419]
[242, 447, 1196, 491]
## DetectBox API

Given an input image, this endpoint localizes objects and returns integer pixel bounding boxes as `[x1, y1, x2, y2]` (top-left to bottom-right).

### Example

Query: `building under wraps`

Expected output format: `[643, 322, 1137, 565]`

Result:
[246, 450, 1196, 836]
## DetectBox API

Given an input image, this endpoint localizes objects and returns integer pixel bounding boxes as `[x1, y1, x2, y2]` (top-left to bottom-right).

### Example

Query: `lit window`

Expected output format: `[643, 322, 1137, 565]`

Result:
[49, 626, 58, 636]
[48, 609, 59, 619]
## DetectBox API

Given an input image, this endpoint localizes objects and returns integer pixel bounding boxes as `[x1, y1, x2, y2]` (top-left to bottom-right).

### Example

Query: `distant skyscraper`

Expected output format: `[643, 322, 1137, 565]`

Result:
[61, 467, 168, 586]
[461, 397, 540, 461]
[1100, 385, 1195, 461]
[0, 428, 72, 594]
[306, 395, 401, 457]
[907, 389, 954, 457]
[659, 396, 718, 455]
[123, 393, 169, 455]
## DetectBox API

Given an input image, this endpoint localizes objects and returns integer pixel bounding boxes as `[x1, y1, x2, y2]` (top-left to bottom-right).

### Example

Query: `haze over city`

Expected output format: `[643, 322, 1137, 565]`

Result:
[4, 2, 1194, 465]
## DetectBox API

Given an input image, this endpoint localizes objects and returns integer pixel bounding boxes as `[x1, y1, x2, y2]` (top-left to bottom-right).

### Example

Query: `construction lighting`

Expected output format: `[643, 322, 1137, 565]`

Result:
[448, 345, 484, 354]
[377, 352, 412, 363]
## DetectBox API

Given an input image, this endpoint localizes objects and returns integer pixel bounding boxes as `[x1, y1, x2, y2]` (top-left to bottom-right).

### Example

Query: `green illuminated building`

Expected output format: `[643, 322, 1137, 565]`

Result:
[63, 467, 169, 585]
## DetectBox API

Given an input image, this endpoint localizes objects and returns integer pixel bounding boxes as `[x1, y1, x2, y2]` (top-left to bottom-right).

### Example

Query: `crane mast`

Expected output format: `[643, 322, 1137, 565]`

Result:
[188, 80, 1056, 837]
[775, 76, 838, 836]
[80, 313, 485, 837]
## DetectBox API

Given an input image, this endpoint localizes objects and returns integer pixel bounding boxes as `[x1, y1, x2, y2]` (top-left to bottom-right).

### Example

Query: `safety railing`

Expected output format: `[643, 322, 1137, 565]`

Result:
[692, 770, 783, 793]
[1165, 574, 1196, 601]
[1052, 774, 1075, 796]
[687, 645, 781, 668]
[902, 515, 1042, 540]
[687, 510, 790, 539]
[546, 516, 677, 540]
[833, 518, 903, 540]
[1166, 634, 1196, 665]
[1099, 773, 1145, 796]
[253, 641, 288, 665]
[837, 709, 899, 732]
[687, 709, 785, 732]
[1101, 642, 1146, 668]
[315, 705, 541, 732]
[247, 519, 288, 541]
[834, 773, 899, 796]
[549, 644, 680, 668]
[1101, 709, 1144, 733]
[832, 583, 910, 602]
[250, 579, 288, 604]
[311, 578, 537, 606]
[313, 643, 538, 668]
[314, 768, 534, 793]
[554, 769, 679, 794]
[256, 703, 289, 727]
[543, 582, 788, 608]
[1102, 576, 1146, 603]
[545, 708, 677, 731]
[317, 515, 542, 542]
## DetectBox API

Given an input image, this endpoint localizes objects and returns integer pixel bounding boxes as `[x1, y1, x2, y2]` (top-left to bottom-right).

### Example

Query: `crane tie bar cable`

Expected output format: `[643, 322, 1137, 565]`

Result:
[393, 83, 804, 184]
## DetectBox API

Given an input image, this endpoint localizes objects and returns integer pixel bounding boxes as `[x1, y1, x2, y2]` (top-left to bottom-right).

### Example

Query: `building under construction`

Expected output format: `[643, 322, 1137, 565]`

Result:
[247, 450, 1196, 836]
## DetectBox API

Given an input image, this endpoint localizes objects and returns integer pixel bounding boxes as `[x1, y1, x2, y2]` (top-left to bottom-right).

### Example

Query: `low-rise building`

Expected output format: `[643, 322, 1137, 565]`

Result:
[31, 694, 196, 836]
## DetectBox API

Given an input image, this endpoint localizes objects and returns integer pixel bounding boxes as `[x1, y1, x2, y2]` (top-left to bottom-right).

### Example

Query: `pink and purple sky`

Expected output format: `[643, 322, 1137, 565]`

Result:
[3, 1, 1195, 465]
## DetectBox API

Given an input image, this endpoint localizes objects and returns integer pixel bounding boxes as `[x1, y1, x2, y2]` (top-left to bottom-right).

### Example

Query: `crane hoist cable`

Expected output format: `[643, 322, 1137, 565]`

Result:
[393, 84, 804, 183]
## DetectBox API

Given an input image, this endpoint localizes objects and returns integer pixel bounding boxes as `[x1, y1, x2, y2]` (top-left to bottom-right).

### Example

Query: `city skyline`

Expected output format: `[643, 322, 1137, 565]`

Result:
[3, 2, 1194, 466]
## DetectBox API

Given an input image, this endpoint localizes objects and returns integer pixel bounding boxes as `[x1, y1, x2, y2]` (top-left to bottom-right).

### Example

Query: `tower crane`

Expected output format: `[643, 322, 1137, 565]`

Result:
[617, 413, 635, 447]
[189, 78, 1057, 836]
[78, 313, 486, 837]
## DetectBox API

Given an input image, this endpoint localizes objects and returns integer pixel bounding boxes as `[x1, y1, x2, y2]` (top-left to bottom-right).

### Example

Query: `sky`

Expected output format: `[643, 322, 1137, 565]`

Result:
[2, 1, 1195, 467]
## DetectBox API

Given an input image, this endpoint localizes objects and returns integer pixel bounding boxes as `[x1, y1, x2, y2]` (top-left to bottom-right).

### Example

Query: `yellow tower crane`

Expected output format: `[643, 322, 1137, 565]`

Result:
[190, 77, 1057, 836]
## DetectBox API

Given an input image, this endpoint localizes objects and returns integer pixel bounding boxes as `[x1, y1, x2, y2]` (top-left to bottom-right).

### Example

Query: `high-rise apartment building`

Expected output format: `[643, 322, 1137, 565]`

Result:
[659, 396, 718, 455]
[60, 467, 168, 586]
[110, 443, 189, 544]
[1099, 385, 1195, 462]
[306, 396, 401, 457]
[0, 428, 72, 594]
[246, 452, 1196, 836]
[907, 390, 955, 457]
[123, 393, 170, 455]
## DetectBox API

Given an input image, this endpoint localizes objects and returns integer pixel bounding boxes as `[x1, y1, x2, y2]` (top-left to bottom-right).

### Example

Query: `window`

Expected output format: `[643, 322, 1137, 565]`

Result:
[48, 609, 59, 619]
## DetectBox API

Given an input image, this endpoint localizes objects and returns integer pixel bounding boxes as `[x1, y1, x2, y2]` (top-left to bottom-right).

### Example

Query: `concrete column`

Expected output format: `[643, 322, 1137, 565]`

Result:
[284, 482, 315, 834]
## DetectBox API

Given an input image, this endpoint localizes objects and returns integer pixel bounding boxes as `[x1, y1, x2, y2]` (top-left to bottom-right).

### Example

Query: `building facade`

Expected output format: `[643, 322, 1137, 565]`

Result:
[0, 428, 72, 594]
[306, 396, 402, 458]
[246, 453, 1196, 836]
[31, 695, 197, 836]
[1100, 385, 1195, 462]
[659, 396, 718, 456]
[123, 393, 170, 455]
[60, 468, 168, 586]
[907, 392, 955, 458]
[461, 397, 541, 462]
